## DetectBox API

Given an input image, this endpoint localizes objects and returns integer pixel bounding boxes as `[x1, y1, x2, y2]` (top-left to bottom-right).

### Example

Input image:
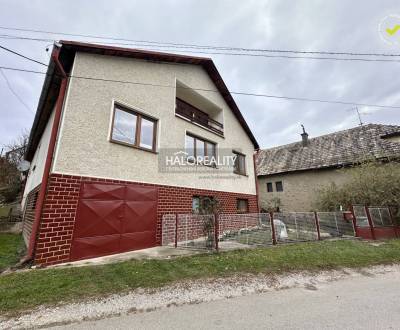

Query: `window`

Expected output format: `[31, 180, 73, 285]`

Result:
[266, 182, 273, 193]
[192, 196, 200, 213]
[233, 151, 246, 175]
[185, 134, 216, 165]
[275, 181, 283, 192]
[237, 199, 249, 213]
[111, 104, 157, 152]
[192, 196, 215, 214]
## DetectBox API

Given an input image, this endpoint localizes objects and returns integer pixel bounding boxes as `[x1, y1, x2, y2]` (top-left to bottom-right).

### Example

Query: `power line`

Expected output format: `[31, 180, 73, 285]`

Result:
[0, 25, 400, 58]
[1, 64, 400, 110]
[1, 35, 400, 63]
[0, 68, 34, 114]
[0, 44, 47, 66]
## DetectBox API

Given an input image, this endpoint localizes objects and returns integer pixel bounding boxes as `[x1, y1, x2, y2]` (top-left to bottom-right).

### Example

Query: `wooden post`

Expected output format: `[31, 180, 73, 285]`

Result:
[174, 213, 178, 248]
[314, 212, 321, 240]
[270, 212, 277, 245]
[364, 206, 376, 240]
[214, 213, 219, 251]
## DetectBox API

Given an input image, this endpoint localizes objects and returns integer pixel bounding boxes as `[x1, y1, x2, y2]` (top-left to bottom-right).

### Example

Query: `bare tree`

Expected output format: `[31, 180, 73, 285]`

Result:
[0, 130, 30, 202]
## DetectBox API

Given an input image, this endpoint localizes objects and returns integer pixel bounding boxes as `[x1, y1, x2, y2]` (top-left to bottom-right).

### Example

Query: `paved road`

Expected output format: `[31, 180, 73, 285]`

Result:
[57, 271, 400, 329]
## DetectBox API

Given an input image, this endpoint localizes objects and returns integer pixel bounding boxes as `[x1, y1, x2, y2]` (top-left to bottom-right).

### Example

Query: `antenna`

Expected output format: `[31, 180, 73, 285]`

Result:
[346, 107, 364, 126]
[355, 106, 363, 126]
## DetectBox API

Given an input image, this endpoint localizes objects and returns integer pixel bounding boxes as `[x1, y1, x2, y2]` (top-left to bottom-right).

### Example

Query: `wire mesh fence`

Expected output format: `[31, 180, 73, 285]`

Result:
[352, 205, 369, 227]
[162, 205, 399, 251]
[317, 212, 355, 238]
[368, 207, 393, 227]
[218, 213, 272, 250]
[162, 214, 216, 250]
[272, 212, 318, 243]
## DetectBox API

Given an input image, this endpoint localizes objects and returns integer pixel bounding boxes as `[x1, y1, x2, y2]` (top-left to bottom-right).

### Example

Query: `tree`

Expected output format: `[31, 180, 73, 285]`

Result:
[0, 130, 30, 203]
[314, 160, 400, 211]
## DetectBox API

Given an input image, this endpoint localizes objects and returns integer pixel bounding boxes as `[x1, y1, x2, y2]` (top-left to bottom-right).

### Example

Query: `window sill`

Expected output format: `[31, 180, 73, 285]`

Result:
[233, 171, 248, 177]
[110, 139, 158, 154]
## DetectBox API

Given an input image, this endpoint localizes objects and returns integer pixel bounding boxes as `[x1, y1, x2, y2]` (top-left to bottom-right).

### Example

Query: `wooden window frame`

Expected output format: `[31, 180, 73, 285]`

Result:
[236, 198, 249, 214]
[185, 133, 217, 167]
[275, 181, 283, 192]
[110, 103, 158, 153]
[266, 182, 273, 193]
[233, 150, 246, 176]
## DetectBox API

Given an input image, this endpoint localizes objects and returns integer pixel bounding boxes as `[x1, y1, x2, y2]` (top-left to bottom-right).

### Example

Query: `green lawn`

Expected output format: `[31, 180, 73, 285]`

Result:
[1, 239, 400, 315]
[0, 233, 24, 272]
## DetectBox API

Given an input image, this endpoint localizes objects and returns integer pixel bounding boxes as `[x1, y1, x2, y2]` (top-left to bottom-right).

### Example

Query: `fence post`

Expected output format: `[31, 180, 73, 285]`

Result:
[388, 207, 398, 238]
[174, 213, 178, 248]
[314, 212, 321, 240]
[270, 212, 277, 245]
[349, 206, 358, 237]
[364, 206, 376, 240]
[388, 206, 395, 226]
[214, 213, 219, 252]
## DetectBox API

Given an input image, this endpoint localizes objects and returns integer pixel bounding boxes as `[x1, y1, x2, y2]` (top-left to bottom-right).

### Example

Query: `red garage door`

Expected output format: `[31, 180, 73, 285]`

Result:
[70, 182, 158, 261]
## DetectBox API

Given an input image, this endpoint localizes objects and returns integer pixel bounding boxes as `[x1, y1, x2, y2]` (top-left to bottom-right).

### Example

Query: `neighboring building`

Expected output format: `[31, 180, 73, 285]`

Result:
[256, 124, 400, 212]
[22, 41, 259, 266]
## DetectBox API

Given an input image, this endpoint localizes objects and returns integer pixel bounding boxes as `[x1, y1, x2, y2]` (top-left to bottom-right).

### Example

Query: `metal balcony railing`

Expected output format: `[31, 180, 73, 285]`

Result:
[175, 98, 224, 135]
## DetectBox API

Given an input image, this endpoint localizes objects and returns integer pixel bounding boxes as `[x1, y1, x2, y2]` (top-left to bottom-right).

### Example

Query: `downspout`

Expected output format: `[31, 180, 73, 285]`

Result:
[25, 46, 68, 262]
[253, 149, 260, 213]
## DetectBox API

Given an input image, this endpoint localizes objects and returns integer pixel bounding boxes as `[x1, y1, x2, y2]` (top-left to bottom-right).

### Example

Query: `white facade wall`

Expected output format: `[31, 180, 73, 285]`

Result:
[21, 108, 55, 208]
[52, 52, 256, 195]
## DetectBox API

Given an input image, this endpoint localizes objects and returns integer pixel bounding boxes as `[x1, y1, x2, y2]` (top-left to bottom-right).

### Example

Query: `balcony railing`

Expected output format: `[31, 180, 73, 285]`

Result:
[175, 98, 224, 135]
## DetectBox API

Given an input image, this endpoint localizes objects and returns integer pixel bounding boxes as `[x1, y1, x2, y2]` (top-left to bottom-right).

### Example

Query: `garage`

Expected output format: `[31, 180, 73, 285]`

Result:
[70, 182, 158, 261]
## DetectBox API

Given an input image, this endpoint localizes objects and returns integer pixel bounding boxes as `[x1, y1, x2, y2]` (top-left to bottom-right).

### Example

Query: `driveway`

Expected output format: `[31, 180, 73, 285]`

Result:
[55, 267, 400, 330]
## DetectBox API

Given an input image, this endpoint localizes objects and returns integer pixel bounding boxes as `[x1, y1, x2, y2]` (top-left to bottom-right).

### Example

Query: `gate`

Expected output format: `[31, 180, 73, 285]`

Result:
[70, 182, 158, 261]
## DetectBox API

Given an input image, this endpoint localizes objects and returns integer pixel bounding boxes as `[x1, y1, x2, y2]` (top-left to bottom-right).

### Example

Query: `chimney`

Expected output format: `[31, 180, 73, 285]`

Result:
[301, 124, 309, 147]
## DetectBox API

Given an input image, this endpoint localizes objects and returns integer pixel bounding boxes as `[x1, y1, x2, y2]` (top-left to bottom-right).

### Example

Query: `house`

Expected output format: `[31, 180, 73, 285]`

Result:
[256, 124, 400, 212]
[21, 41, 259, 266]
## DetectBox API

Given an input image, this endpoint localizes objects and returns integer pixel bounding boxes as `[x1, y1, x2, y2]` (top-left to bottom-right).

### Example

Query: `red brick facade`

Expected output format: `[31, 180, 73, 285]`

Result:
[34, 173, 258, 266]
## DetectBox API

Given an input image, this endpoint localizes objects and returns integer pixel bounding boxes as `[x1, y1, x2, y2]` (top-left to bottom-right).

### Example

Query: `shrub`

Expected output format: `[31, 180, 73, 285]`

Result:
[314, 160, 400, 211]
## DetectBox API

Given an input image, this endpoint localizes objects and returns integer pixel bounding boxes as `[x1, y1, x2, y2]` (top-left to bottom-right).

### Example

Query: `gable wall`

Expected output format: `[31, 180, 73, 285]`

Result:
[52, 52, 256, 195]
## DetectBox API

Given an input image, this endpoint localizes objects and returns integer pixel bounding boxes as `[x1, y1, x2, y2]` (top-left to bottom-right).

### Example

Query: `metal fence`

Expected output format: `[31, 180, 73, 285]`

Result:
[218, 213, 272, 249]
[162, 210, 362, 251]
[351, 205, 400, 240]
[368, 207, 393, 227]
[162, 213, 216, 250]
[317, 212, 355, 238]
[272, 212, 317, 243]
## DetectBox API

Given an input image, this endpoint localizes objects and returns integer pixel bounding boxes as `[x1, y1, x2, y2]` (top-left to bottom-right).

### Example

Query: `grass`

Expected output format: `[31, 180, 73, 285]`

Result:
[1, 239, 400, 315]
[0, 233, 24, 272]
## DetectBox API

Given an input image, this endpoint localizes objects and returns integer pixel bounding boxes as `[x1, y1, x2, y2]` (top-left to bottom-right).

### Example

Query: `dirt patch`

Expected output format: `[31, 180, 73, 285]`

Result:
[1, 264, 398, 329]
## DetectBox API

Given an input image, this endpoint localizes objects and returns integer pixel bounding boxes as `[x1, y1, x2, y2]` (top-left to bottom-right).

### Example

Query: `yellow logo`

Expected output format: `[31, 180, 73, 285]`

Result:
[386, 24, 400, 36]
[379, 15, 400, 45]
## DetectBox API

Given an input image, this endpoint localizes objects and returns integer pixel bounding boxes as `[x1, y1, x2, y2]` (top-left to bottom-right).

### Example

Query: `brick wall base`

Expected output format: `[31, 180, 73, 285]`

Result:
[34, 173, 258, 266]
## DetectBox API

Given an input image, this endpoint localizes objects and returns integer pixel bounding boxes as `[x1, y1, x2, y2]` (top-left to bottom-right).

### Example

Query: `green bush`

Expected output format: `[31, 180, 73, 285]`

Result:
[314, 160, 400, 211]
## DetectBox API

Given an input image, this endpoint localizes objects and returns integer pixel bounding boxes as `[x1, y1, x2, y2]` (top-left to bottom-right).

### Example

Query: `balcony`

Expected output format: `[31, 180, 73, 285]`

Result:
[175, 98, 224, 136]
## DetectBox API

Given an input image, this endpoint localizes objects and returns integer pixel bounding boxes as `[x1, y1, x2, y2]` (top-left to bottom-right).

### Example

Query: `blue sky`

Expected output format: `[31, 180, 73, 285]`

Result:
[0, 0, 399, 150]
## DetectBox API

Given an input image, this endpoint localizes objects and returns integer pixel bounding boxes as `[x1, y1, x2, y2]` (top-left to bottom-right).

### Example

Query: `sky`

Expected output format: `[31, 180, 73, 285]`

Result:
[0, 0, 399, 150]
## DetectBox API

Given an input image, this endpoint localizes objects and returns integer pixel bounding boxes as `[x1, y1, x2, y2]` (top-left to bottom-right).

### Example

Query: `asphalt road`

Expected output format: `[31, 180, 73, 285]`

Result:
[56, 271, 400, 329]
